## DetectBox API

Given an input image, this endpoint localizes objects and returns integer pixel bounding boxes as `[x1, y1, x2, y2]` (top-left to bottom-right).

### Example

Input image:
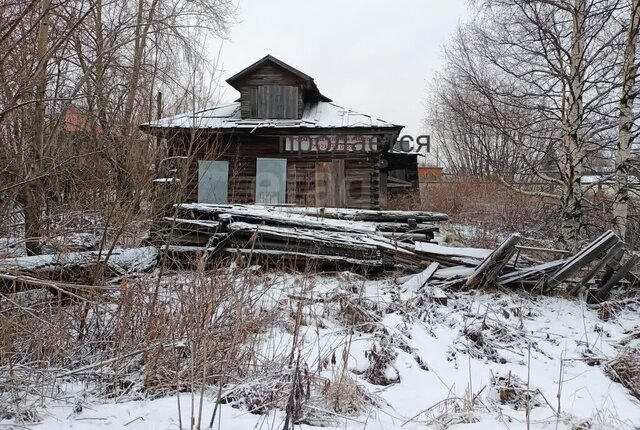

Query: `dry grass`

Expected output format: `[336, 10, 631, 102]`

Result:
[491, 371, 540, 410]
[389, 176, 640, 250]
[605, 348, 640, 400]
[0, 258, 390, 427]
[421, 177, 558, 241]
[0, 262, 280, 423]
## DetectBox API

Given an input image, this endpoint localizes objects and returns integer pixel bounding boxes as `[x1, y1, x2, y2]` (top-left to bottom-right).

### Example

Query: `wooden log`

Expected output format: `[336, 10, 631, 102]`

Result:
[0, 247, 158, 293]
[380, 232, 432, 241]
[465, 233, 521, 289]
[0, 247, 158, 276]
[227, 221, 425, 269]
[229, 237, 378, 260]
[228, 222, 379, 253]
[0, 273, 119, 295]
[373, 222, 440, 233]
[161, 217, 220, 231]
[178, 204, 378, 234]
[221, 248, 384, 270]
[274, 206, 449, 222]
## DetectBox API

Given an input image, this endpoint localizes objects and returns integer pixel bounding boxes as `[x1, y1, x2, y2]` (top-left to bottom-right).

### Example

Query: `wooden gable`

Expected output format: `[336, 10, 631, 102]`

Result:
[227, 55, 330, 120]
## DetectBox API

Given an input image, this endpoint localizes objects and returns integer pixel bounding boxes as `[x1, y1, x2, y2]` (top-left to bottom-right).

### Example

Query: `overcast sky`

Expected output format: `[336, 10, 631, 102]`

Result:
[209, 0, 471, 139]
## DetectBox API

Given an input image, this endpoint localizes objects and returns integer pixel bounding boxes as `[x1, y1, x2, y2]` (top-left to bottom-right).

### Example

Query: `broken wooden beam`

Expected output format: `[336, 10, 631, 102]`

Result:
[465, 233, 521, 289]
[497, 259, 566, 287]
[592, 254, 640, 302]
[400, 262, 440, 291]
[544, 231, 621, 290]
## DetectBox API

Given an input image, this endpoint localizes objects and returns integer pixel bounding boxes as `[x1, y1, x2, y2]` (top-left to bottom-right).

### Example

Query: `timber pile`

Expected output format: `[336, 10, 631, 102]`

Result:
[401, 230, 639, 302]
[2, 203, 638, 302]
[153, 205, 638, 301]
[155, 203, 446, 271]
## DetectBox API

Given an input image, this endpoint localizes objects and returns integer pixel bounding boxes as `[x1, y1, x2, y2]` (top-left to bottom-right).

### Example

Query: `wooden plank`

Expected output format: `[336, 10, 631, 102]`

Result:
[498, 259, 566, 286]
[315, 162, 334, 207]
[593, 254, 640, 302]
[514, 245, 571, 255]
[222, 248, 383, 269]
[333, 159, 346, 207]
[465, 233, 521, 289]
[545, 231, 620, 289]
[579, 241, 624, 286]
[401, 262, 439, 291]
[278, 206, 449, 222]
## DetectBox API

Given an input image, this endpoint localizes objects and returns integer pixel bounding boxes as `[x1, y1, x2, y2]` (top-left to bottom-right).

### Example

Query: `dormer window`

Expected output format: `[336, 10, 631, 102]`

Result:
[249, 85, 299, 119]
[226, 55, 331, 120]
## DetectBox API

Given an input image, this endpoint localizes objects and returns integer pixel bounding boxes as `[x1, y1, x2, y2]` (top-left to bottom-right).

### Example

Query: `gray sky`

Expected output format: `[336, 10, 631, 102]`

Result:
[210, 0, 470, 139]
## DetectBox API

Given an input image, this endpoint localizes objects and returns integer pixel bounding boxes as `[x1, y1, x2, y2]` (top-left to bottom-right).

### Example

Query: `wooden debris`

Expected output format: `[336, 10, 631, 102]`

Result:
[497, 260, 565, 287]
[0, 247, 158, 277]
[222, 248, 384, 270]
[161, 203, 442, 271]
[2, 199, 636, 302]
[401, 262, 440, 291]
[465, 234, 521, 289]
[592, 254, 640, 302]
[414, 242, 491, 267]
[155, 205, 634, 297]
[0, 247, 158, 293]
[514, 245, 570, 255]
[273, 206, 449, 223]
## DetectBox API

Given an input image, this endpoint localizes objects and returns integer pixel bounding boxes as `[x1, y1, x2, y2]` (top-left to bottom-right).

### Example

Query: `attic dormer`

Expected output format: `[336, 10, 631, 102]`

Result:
[226, 55, 331, 120]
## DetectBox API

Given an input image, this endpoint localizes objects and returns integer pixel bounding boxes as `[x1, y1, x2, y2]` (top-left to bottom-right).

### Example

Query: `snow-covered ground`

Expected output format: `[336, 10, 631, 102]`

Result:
[6, 272, 638, 430]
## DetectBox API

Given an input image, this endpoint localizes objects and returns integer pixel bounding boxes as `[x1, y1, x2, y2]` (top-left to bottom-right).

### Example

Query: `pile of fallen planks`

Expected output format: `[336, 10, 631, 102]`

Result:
[2, 203, 637, 301]
[153, 203, 447, 271]
[153, 205, 638, 300]
[400, 230, 639, 302]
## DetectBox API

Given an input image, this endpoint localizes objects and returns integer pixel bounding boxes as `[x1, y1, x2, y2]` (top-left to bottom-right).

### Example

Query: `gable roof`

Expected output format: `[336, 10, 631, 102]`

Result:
[141, 100, 402, 132]
[226, 55, 331, 102]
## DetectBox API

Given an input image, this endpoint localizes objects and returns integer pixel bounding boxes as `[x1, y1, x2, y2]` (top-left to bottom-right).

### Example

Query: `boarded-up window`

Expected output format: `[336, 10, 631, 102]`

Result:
[198, 160, 229, 204]
[250, 85, 298, 119]
[256, 158, 287, 204]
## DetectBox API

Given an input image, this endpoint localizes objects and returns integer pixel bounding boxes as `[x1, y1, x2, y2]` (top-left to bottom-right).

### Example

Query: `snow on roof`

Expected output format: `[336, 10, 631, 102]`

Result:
[142, 101, 402, 131]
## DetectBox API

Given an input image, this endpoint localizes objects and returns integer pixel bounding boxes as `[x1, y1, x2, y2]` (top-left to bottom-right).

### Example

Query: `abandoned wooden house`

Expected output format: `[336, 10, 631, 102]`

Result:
[142, 55, 418, 209]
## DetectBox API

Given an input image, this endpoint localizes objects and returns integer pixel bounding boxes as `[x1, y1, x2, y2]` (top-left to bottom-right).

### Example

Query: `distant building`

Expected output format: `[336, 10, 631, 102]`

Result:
[60, 105, 101, 135]
[418, 166, 444, 182]
[141, 55, 413, 209]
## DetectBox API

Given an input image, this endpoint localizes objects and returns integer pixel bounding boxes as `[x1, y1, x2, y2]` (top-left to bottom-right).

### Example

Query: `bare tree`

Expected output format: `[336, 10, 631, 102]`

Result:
[612, 0, 640, 240]
[0, 0, 235, 255]
[428, 0, 626, 250]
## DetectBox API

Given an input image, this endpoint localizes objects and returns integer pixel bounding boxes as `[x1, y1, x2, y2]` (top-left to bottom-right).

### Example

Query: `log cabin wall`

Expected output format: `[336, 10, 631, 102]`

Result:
[168, 130, 382, 209]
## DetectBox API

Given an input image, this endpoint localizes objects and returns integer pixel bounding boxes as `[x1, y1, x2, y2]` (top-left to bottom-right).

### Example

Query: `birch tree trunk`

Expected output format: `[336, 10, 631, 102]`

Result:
[612, 0, 640, 241]
[560, 0, 587, 252]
